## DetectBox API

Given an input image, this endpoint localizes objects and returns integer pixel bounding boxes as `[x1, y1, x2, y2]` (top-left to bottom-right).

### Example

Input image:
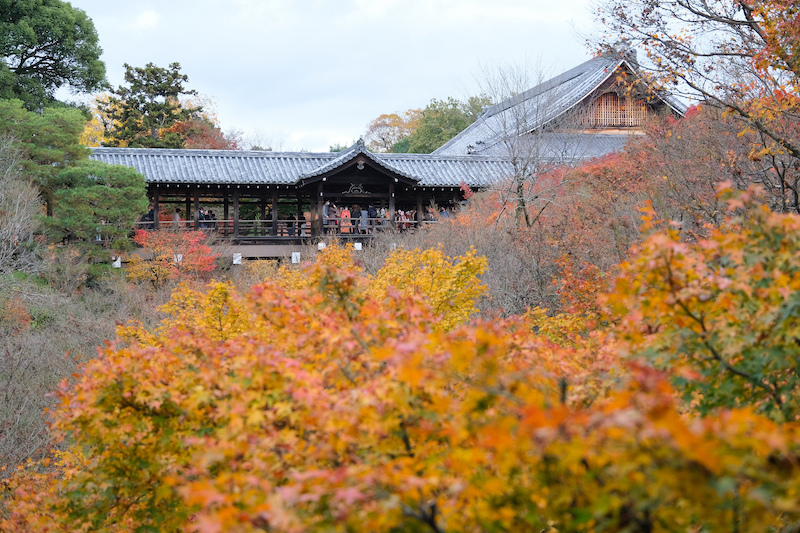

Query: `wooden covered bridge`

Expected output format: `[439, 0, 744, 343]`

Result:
[90, 139, 514, 256]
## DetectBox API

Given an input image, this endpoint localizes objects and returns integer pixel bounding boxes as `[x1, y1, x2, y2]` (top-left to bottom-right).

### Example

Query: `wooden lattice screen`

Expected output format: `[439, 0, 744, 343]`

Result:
[579, 92, 649, 127]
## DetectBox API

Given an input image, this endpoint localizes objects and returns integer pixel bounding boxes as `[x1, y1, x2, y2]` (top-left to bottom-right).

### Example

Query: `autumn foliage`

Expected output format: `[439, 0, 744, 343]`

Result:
[127, 230, 220, 289]
[4, 212, 800, 531]
[608, 188, 800, 422]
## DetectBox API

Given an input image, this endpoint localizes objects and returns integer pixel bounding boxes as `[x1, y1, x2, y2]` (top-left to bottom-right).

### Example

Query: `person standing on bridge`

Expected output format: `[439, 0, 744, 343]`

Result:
[340, 205, 351, 234]
[322, 200, 331, 234]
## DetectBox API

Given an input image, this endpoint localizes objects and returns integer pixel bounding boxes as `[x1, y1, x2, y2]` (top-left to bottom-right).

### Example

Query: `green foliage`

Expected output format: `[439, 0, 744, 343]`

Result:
[390, 136, 410, 153]
[45, 160, 148, 250]
[608, 194, 800, 422]
[99, 62, 202, 148]
[0, 100, 88, 190]
[399, 95, 492, 153]
[0, 99, 91, 230]
[0, 0, 105, 110]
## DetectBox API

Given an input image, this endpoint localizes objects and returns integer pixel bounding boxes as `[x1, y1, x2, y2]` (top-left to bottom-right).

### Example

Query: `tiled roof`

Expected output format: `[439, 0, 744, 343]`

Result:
[380, 153, 515, 187]
[91, 148, 333, 185]
[470, 132, 636, 160]
[433, 54, 685, 157]
[90, 147, 515, 188]
[300, 138, 416, 181]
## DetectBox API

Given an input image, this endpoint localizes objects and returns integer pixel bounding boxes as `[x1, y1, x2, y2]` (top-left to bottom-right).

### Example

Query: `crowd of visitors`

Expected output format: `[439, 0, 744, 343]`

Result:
[137, 202, 456, 236]
[322, 201, 423, 234]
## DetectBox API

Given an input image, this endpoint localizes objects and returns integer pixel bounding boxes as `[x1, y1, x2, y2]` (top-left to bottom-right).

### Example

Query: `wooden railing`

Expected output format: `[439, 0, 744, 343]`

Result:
[131, 218, 438, 239]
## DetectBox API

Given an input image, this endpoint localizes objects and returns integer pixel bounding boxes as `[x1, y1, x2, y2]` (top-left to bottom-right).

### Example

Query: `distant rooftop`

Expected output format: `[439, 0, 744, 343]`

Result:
[434, 53, 685, 157]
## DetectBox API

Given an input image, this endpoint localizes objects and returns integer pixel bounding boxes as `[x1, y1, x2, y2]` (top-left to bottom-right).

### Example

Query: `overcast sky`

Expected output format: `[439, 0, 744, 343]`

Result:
[64, 0, 596, 151]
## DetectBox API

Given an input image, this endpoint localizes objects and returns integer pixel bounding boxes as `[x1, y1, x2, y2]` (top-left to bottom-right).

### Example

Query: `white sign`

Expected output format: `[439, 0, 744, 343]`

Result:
[174, 254, 183, 263]
[112, 256, 121, 268]
[354, 242, 362, 251]
[233, 253, 242, 265]
[318, 242, 326, 250]
[291, 252, 301, 263]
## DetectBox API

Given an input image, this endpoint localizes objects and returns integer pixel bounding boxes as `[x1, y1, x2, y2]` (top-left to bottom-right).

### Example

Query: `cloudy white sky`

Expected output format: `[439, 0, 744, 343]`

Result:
[65, 0, 596, 151]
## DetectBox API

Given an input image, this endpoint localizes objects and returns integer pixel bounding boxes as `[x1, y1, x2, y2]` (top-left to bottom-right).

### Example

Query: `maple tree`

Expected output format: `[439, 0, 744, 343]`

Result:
[594, 0, 800, 167]
[162, 118, 241, 150]
[80, 94, 119, 147]
[267, 241, 487, 332]
[368, 245, 487, 331]
[607, 185, 800, 422]
[161, 95, 242, 150]
[126, 230, 220, 289]
[5, 220, 800, 530]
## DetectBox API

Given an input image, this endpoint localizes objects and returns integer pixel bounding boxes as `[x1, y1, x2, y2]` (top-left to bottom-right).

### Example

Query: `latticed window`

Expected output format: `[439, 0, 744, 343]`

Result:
[578, 92, 649, 127]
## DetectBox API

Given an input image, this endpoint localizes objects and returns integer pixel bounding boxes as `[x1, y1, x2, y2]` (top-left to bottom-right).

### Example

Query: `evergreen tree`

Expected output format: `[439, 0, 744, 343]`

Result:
[46, 160, 148, 250]
[0, 0, 106, 110]
[100, 62, 202, 148]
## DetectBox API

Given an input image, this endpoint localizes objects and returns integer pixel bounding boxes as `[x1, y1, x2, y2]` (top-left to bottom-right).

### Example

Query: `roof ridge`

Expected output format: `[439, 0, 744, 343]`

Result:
[479, 55, 616, 120]
[91, 147, 338, 158]
[300, 139, 418, 181]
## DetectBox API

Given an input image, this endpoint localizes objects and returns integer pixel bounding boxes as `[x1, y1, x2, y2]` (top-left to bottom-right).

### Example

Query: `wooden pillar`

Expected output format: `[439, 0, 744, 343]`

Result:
[257, 190, 267, 235]
[416, 190, 423, 226]
[233, 189, 240, 237]
[271, 189, 279, 236]
[223, 192, 229, 235]
[153, 187, 160, 230]
[193, 186, 200, 229]
[296, 192, 303, 238]
[388, 182, 396, 223]
[184, 193, 190, 226]
[315, 182, 324, 238]
[296, 192, 302, 235]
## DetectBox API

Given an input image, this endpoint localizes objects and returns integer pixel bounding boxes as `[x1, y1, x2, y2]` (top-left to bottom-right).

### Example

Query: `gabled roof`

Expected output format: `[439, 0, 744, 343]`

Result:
[89, 146, 515, 188]
[433, 53, 686, 157]
[299, 138, 418, 184]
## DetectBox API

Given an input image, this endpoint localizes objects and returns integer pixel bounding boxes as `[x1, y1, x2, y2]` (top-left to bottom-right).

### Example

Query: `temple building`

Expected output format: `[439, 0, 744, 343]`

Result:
[434, 51, 685, 158]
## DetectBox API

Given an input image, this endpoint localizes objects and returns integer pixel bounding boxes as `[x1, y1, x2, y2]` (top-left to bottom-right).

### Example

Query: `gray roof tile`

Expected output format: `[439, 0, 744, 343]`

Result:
[433, 54, 685, 157]
[90, 147, 515, 188]
[300, 138, 417, 181]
